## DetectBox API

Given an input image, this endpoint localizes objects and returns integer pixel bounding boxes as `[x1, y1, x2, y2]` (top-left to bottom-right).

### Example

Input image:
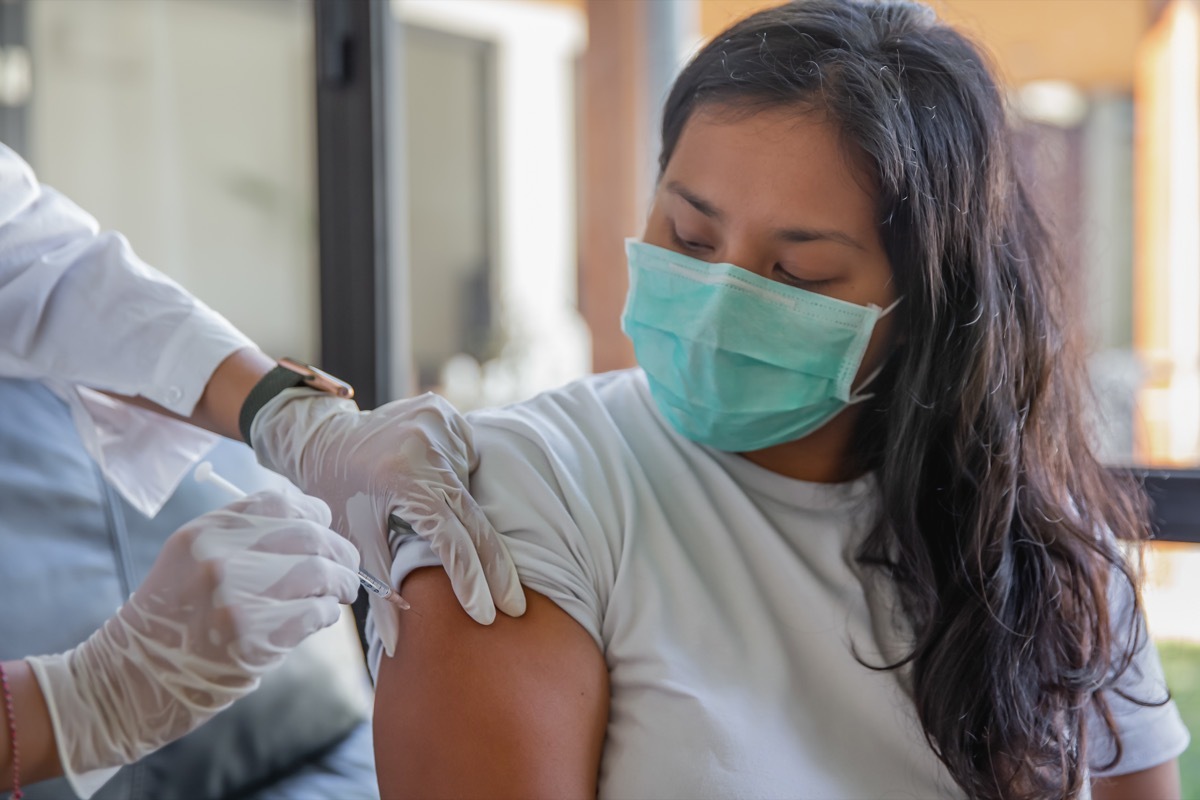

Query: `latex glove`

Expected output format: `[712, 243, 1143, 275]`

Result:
[249, 389, 525, 654]
[26, 489, 359, 798]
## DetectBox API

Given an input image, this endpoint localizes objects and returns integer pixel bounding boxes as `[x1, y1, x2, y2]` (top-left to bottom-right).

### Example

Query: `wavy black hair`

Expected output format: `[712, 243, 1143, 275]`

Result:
[660, 2, 1154, 797]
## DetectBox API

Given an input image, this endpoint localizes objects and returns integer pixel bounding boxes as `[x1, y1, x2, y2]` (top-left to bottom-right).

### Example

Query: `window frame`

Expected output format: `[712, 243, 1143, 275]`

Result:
[313, 0, 402, 411]
[1141, 471, 1200, 543]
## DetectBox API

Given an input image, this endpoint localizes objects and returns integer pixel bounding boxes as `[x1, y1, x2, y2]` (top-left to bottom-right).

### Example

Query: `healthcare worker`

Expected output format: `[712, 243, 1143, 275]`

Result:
[0, 142, 525, 798]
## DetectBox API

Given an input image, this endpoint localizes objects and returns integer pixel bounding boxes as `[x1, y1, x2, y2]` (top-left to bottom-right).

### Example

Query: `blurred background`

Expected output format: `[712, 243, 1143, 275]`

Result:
[1, 0, 1198, 788]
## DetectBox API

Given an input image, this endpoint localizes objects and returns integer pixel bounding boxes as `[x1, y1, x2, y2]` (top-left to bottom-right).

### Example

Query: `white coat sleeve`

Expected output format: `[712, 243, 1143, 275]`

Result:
[0, 143, 256, 516]
[0, 142, 253, 416]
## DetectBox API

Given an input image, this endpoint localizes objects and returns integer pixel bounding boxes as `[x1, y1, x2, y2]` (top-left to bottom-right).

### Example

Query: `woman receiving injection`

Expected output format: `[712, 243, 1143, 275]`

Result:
[372, 2, 1187, 798]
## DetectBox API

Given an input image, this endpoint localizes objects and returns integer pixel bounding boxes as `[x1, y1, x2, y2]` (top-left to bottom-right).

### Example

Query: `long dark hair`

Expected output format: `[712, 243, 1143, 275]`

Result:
[660, 2, 1153, 797]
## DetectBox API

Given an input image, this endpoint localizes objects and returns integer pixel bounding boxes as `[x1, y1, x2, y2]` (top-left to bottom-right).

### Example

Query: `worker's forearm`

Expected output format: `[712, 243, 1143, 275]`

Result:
[0, 660, 63, 788]
[108, 347, 276, 441]
[188, 347, 275, 441]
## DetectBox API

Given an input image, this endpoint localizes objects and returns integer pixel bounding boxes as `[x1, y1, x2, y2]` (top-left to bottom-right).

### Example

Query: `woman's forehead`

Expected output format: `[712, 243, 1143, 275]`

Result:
[663, 106, 879, 235]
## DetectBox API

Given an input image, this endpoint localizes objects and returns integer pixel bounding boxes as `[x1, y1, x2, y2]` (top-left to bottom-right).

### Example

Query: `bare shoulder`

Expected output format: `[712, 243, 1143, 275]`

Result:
[1091, 760, 1181, 800]
[374, 567, 609, 800]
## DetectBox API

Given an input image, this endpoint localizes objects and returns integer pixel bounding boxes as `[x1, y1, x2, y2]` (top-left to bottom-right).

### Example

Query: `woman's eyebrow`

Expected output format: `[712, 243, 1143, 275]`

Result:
[773, 225, 866, 251]
[666, 179, 865, 251]
[666, 181, 724, 220]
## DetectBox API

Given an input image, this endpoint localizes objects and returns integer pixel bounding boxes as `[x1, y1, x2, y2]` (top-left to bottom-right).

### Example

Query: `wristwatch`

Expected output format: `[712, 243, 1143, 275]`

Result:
[238, 357, 355, 445]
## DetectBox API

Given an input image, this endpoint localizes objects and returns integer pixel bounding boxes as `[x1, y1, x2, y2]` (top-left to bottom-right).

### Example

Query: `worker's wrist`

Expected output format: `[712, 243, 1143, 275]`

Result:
[245, 388, 359, 485]
[1, 659, 62, 787]
[194, 348, 276, 441]
[238, 358, 355, 446]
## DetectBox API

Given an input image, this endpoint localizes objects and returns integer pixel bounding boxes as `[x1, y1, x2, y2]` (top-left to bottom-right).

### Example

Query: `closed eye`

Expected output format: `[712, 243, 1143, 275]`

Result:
[772, 263, 835, 290]
[670, 227, 713, 255]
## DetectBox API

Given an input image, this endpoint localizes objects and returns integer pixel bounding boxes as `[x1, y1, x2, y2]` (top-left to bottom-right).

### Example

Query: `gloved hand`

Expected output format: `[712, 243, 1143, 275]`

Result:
[25, 489, 359, 795]
[249, 389, 525, 654]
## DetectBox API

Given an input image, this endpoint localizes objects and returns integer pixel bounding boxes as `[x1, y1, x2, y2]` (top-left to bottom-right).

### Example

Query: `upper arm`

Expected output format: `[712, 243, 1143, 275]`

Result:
[1091, 759, 1180, 800]
[373, 566, 610, 800]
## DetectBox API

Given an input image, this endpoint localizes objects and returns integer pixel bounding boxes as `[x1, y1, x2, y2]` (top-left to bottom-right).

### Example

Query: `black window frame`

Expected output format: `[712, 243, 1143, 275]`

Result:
[313, 0, 397, 412]
[1141, 471, 1200, 543]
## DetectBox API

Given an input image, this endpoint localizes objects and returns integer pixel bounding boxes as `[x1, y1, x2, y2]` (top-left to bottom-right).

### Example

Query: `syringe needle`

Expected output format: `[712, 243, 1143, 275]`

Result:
[194, 461, 409, 610]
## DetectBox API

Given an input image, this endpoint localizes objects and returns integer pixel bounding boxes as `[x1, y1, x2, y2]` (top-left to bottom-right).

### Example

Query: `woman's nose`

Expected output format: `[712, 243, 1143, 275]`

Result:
[715, 240, 773, 279]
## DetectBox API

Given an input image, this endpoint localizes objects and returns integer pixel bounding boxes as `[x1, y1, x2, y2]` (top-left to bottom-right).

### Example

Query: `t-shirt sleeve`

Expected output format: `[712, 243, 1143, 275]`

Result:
[1086, 572, 1190, 776]
[375, 395, 625, 675]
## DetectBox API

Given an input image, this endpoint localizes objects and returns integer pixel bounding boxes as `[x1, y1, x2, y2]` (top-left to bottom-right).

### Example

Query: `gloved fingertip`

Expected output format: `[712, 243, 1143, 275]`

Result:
[467, 603, 498, 626]
[371, 601, 400, 656]
[338, 567, 362, 605]
[332, 535, 362, 571]
[486, 555, 526, 618]
[316, 595, 343, 629]
[497, 589, 528, 618]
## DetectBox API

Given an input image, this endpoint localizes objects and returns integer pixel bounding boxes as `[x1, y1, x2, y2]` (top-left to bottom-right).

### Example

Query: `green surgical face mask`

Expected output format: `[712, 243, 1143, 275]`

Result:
[621, 238, 899, 452]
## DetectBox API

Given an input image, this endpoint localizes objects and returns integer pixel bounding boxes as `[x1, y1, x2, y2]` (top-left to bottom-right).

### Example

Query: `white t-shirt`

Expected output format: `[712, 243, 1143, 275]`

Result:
[384, 369, 1189, 799]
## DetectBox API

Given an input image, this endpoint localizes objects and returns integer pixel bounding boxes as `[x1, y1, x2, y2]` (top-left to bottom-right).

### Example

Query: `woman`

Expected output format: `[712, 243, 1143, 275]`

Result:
[373, 1, 1189, 797]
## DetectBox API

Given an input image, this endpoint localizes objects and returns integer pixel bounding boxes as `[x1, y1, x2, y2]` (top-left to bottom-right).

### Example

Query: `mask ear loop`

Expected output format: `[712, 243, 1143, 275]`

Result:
[849, 363, 885, 404]
[849, 296, 903, 403]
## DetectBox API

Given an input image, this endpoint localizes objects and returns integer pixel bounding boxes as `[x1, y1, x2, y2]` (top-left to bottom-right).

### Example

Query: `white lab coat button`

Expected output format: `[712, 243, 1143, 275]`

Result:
[166, 387, 183, 404]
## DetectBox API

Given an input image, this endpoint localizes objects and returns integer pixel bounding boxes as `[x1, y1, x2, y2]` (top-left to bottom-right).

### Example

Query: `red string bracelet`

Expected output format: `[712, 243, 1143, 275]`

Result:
[0, 662, 22, 800]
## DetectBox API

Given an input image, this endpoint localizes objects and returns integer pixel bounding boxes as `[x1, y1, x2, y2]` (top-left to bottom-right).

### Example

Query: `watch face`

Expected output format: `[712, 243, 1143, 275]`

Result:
[278, 357, 354, 399]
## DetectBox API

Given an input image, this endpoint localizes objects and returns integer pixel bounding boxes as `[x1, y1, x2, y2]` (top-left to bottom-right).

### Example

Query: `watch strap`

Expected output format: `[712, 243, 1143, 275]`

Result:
[239, 365, 310, 445]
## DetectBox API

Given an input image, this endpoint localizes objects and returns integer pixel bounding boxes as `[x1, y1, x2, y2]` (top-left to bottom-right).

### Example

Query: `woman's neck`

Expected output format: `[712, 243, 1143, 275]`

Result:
[738, 405, 865, 483]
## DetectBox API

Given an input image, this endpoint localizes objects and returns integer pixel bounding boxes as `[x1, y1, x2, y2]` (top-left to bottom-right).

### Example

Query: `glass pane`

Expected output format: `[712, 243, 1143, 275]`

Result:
[1121, 0, 1200, 469]
[24, 0, 320, 363]
[978, 1, 1200, 471]
[405, 24, 496, 392]
[395, 0, 590, 410]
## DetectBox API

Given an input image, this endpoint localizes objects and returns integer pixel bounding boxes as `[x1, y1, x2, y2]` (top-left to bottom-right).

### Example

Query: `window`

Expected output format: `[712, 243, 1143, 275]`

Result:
[19, 0, 321, 364]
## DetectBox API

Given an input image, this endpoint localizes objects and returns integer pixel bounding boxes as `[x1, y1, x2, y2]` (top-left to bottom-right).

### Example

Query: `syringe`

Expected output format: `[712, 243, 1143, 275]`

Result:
[194, 461, 409, 610]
